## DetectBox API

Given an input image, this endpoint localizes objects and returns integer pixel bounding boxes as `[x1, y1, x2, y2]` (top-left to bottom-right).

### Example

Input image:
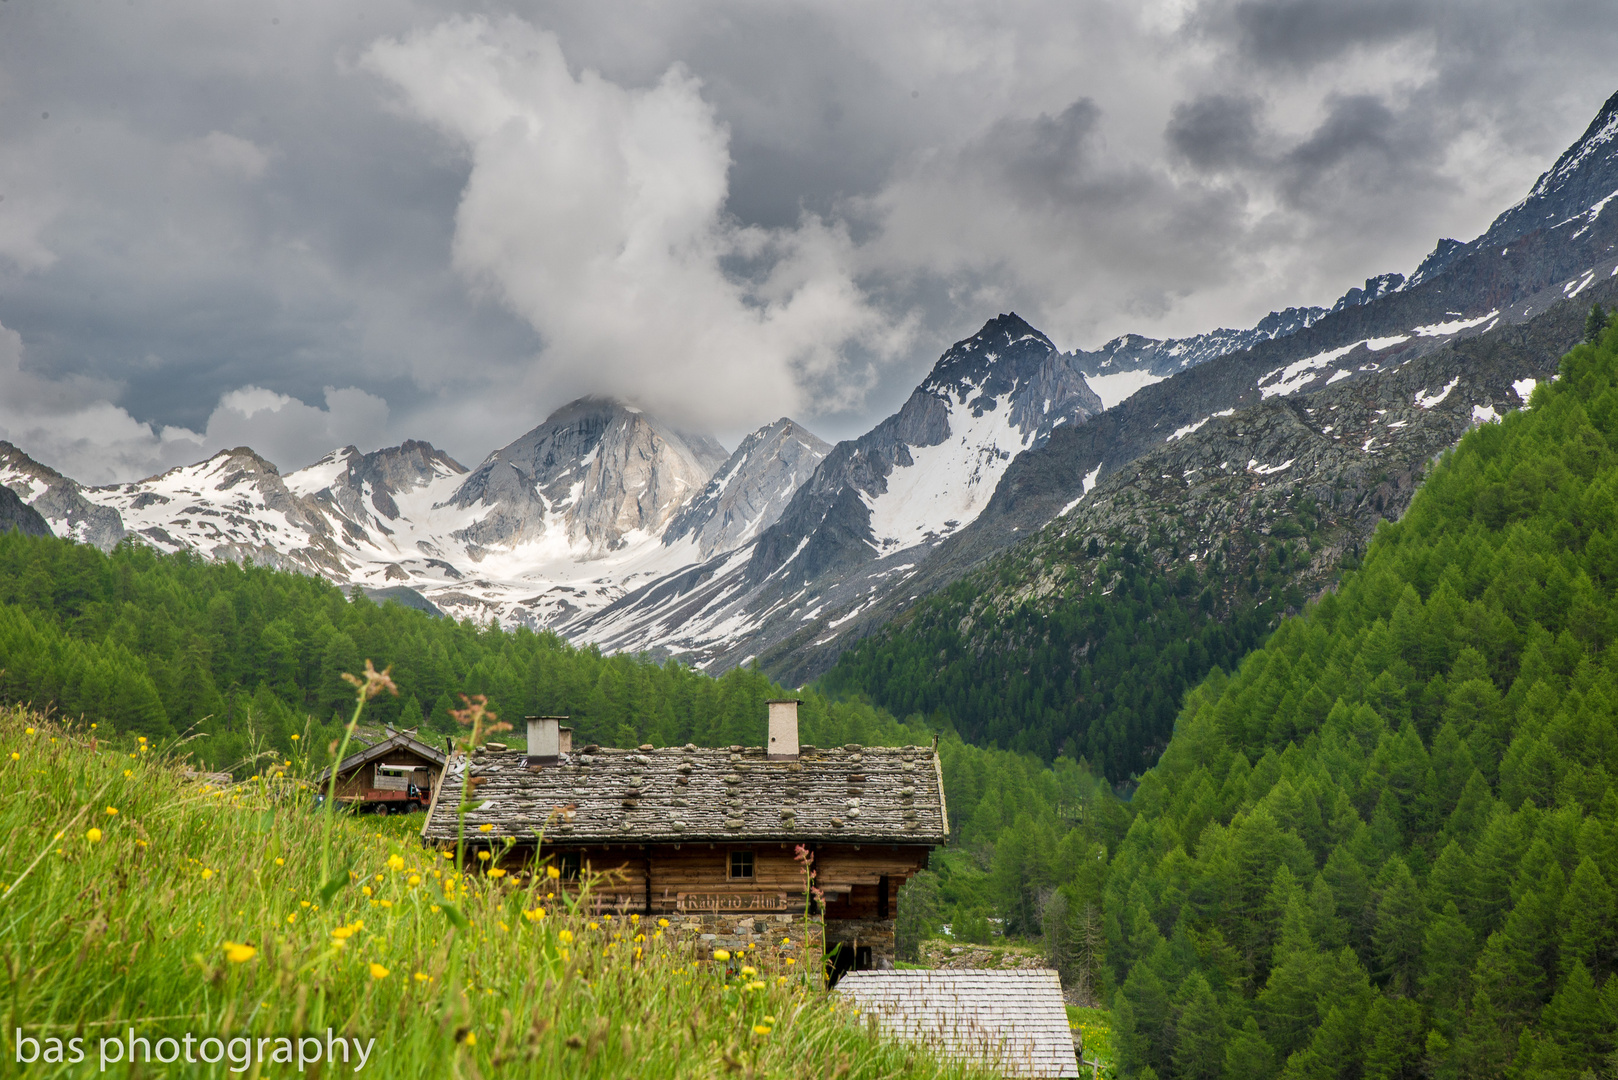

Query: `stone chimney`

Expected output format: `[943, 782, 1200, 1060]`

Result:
[559, 725, 573, 755]
[766, 699, 800, 759]
[526, 716, 568, 760]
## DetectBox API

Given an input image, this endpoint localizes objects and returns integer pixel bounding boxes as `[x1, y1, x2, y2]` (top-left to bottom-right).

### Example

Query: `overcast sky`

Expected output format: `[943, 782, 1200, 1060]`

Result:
[0, 0, 1614, 483]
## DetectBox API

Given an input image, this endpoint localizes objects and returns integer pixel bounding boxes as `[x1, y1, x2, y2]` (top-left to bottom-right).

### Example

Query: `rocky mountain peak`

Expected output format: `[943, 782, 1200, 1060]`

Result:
[449, 396, 728, 556]
[663, 417, 831, 559]
[1477, 89, 1618, 250]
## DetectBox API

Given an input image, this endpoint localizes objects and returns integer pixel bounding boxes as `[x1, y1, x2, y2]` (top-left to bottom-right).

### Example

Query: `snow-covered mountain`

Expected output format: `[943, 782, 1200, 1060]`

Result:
[0, 400, 826, 628]
[566, 313, 1106, 665]
[663, 419, 830, 560]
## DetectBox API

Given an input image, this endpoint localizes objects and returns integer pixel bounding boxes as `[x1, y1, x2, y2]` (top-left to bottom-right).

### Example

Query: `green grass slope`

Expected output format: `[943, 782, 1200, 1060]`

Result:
[0, 704, 995, 1079]
[1101, 326, 1618, 1077]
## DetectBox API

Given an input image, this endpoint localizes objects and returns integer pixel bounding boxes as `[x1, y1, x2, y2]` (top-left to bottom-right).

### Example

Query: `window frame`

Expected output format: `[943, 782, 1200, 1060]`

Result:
[727, 849, 755, 881]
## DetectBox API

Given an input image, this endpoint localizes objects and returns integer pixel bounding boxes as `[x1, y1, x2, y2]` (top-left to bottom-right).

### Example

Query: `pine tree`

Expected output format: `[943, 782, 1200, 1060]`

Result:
[1559, 856, 1616, 981]
[1373, 856, 1424, 996]
[1586, 303, 1608, 344]
[1172, 971, 1226, 1080]
[1538, 960, 1608, 1073]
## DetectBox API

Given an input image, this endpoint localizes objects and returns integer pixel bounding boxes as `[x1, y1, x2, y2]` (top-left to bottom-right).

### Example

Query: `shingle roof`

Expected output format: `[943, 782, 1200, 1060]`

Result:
[835, 970, 1078, 1078]
[420, 743, 948, 845]
[316, 731, 447, 785]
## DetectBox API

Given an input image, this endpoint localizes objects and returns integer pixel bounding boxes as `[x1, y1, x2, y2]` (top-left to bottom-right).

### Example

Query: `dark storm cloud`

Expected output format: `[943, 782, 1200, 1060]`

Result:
[1191, 0, 1433, 69]
[1, 0, 1617, 476]
[1277, 93, 1447, 209]
[1165, 94, 1264, 171]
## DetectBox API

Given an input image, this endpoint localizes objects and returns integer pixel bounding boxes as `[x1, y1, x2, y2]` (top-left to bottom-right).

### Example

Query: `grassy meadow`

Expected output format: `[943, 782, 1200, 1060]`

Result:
[0, 700, 998, 1079]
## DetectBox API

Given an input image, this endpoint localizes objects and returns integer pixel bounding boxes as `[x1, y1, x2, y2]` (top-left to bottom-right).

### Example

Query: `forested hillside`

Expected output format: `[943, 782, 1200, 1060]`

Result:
[0, 528, 1127, 981]
[1103, 322, 1618, 1079]
[823, 528, 1313, 780]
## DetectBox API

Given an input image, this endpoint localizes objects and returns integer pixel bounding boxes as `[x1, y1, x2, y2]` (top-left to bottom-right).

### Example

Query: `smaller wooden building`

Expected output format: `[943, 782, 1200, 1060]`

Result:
[420, 702, 948, 975]
[318, 729, 447, 813]
[835, 970, 1081, 1078]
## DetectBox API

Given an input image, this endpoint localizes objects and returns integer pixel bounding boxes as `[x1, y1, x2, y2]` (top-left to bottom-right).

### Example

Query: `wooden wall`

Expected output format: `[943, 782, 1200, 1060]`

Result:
[333, 749, 439, 800]
[505, 841, 929, 916]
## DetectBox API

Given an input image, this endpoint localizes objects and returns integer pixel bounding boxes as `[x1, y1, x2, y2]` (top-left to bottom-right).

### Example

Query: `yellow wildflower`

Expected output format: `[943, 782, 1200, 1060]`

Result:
[478, 823, 493, 833]
[631, 913, 640, 924]
[387, 854, 405, 871]
[413, 972, 431, 983]
[86, 828, 102, 843]
[546, 865, 561, 879]
[9, 753, 18, 761]
[200, 868, 213, 880]
[741, 965, 756, 976]
[361, 886, 373, 897]
[223, 942, 257, 963]
[291, 734, 300, 741]
[379, 900, 393, 909]
[300, 900, 311, 908]
[138, 737, 146, 743]
[369, 962, 389, 979]
[275, 858, 285, 866]
[122, 769, 130, 777]
[781, 937, 791, 946]
[523, 908, 546, 922]
[713, 949, 731, 961]
[407, 875, 421, 887]
[558, 930, 574, 945]
[588, 922, 599, 931]
[462, 1032, 476, 1047]
[476, 851, 491, 862]
[442, 851, 454, 860]
[24, 727, 34, 735]
[286, 913, 297, 924]
[488, 868, 506, 879]
[658, 918, 669, 928]
[753, 1025, 772, 1036]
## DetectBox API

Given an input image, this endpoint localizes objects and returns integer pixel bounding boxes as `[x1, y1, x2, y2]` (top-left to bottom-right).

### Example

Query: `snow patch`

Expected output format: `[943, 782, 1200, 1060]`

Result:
[1472, 405, 1501, 425]
[1415, 377, 1460, 409]
[1413, 310, 1500, 337]
[1258, 341, 1364, 399]
[1167, 409, 1234, 442]
[1512, 378, 1537, 404]
[1085, 368, 1166, 409]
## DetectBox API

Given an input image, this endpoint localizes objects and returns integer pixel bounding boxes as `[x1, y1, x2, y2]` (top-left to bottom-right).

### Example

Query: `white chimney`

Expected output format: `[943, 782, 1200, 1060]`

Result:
[559, 726, 573, 755]
[526, 716, 566, 759]
[766, 700, 800, 759]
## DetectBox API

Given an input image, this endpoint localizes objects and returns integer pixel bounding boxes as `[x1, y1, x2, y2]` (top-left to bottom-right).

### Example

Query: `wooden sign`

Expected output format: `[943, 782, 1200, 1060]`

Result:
[675, 892, 794, 913]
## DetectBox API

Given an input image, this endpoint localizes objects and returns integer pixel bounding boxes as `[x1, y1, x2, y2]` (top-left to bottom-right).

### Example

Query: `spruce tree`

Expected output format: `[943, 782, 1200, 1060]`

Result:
[1586, 303, 1608, 344]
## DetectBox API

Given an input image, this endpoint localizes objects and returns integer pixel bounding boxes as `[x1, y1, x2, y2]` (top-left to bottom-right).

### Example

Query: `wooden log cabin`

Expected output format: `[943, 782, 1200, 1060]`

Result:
[419, 701, 949, 978]
[317, 729, 447, 814]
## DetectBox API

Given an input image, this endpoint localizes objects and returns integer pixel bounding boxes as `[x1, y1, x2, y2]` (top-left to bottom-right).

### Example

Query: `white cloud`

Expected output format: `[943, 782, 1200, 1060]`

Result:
[361, 15, 908, 432]
[0, 316, 389, 483]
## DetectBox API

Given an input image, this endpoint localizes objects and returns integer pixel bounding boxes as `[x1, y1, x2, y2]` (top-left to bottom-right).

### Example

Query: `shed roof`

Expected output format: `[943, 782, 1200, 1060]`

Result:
[420, 743, 948, 845]
[834, 970, 1078, 1078]
[317, 731, 447, 785]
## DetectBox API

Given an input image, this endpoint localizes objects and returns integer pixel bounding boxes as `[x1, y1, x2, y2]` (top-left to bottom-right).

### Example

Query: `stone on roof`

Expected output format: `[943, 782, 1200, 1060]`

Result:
[835, 969, 1078, 1078]
[420, 743, 948, 845]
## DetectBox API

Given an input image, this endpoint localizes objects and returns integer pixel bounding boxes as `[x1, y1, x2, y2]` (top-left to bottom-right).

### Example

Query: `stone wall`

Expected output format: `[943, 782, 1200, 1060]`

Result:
[825, 917, 897, 966]
[669, 912, 823, 966]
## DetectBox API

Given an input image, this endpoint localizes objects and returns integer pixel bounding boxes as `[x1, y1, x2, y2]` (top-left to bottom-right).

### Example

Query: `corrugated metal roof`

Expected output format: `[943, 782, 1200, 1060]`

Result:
[835, 970, 1078, 1078]
[420, 743, 948, 845]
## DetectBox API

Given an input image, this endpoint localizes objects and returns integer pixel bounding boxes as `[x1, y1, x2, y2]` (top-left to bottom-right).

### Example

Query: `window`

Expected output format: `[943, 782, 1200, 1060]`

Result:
[558, 853, 581, 881]
[728, 850, 754, 880]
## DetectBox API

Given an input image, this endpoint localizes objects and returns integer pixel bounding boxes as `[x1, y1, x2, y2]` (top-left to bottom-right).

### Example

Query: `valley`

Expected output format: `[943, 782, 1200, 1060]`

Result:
[6, 71, 1618, 1080]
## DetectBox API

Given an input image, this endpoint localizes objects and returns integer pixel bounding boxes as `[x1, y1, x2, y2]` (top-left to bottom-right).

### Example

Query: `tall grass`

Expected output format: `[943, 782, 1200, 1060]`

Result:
[0, 702, 995, 1079]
